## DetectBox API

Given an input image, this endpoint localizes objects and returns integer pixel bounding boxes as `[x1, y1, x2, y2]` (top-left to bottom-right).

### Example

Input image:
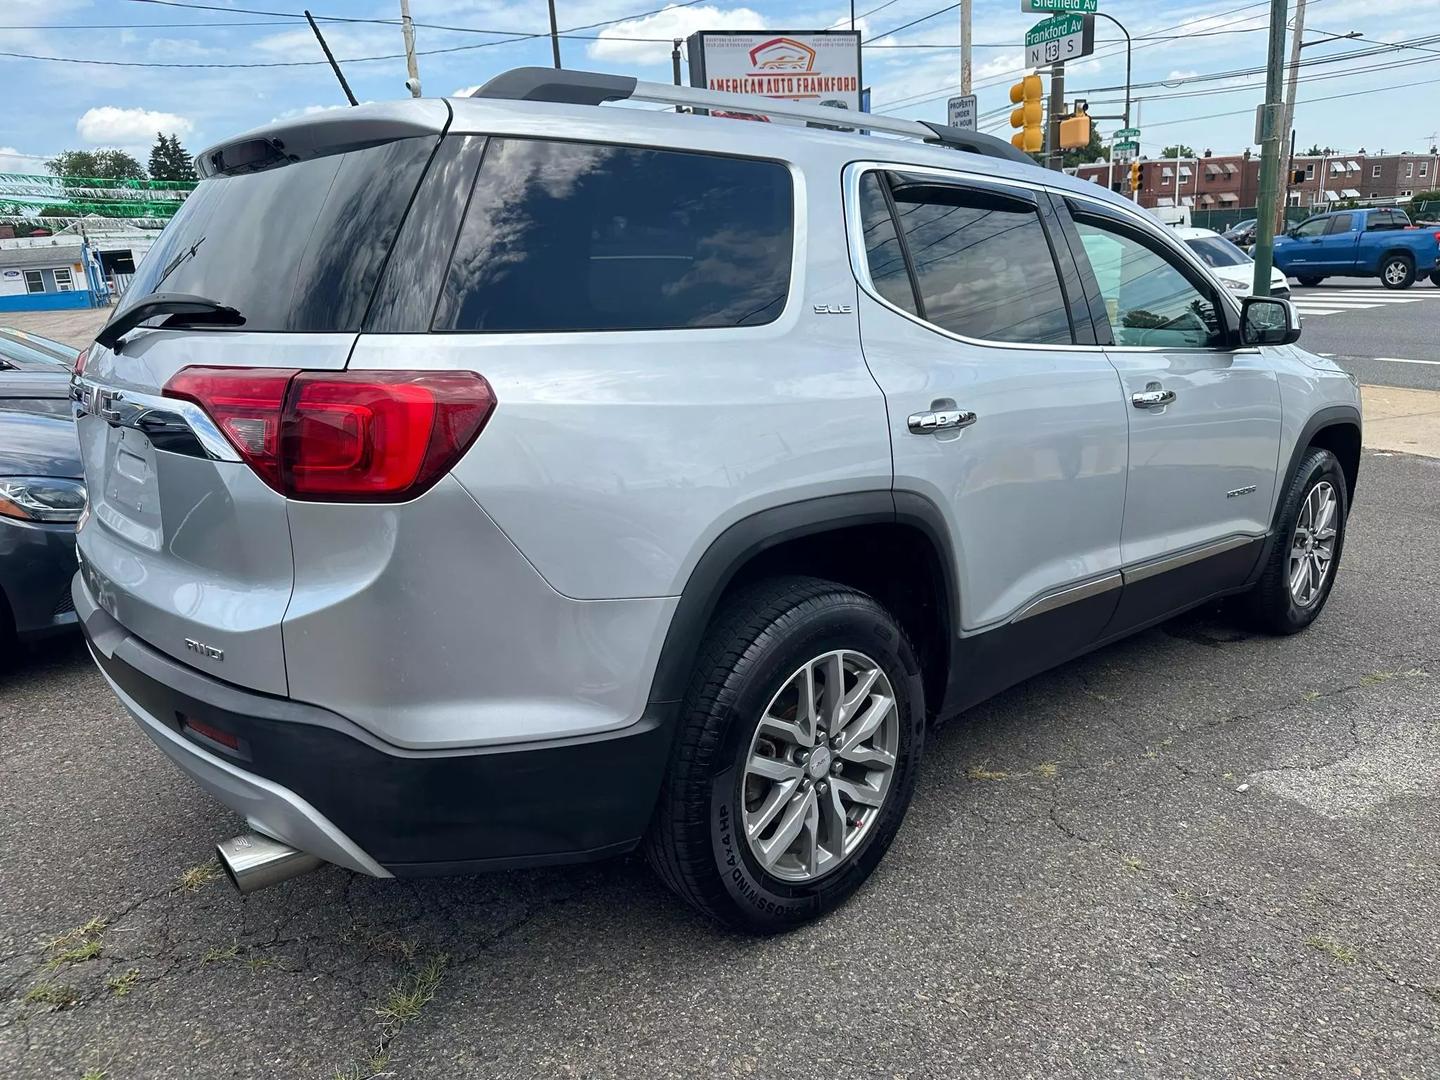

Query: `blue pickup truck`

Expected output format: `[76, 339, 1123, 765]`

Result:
[1273, 206, 1439, 289]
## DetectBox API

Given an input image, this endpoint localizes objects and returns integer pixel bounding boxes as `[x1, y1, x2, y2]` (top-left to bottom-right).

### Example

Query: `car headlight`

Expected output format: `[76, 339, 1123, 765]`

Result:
[1222, 279, 1250, 293]
[0, 477, 87, 524]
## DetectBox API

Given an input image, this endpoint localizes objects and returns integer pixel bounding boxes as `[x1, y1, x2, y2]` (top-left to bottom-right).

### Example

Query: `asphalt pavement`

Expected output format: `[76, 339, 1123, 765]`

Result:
[1288, 276, 1440, 391]
[2, 449, 1438, 1079]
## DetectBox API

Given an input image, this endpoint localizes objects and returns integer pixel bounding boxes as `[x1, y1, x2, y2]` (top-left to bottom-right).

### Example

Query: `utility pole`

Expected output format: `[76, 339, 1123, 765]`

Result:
[1251, 0, 1290, 296]
[960, 0, 972, 95]
[399, 0, 421, 97]
[1276, 0, 1306, 232]
[1046, 61, 1065, 170]
[547, 0, 562, 69]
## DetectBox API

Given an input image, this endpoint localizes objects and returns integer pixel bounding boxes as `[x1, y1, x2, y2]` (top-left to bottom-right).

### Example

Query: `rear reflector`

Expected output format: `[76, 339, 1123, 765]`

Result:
[180, 715, 241, 752]
[163, 368, 495, 502]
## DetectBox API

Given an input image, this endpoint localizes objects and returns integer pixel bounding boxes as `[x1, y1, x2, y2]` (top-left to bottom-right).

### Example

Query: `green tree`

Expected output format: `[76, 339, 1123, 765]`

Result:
[147, 133, 196, 181]
[45, 149, 145, 181]
[1160, 144, 1196, 158]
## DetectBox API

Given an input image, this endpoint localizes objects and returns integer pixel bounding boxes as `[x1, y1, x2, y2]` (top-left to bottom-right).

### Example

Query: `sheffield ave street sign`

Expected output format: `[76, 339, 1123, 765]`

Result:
[1021, 0, 1100, 13]
[1024, 14, 1096, 67]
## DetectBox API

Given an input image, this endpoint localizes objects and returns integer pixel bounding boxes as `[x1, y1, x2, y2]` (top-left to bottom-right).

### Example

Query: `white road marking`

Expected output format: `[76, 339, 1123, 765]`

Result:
[1371, 356, 1440, 366]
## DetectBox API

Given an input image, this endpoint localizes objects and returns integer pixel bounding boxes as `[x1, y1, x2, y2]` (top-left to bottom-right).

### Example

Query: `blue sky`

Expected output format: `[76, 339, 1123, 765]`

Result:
[2, 0, 1437, 176]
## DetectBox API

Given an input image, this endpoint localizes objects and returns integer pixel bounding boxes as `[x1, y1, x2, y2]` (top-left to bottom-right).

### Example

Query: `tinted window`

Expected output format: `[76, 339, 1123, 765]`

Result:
[434, 138, 793, 333]
[119, 136, 436, 333]
[1185, 236, 1250, 269]
[857, 172, 918, 315]
[1365, 209, 1410, 231]
[1075, 219, 1222, 349]
[1293, 217, 1329, 239]
[882, 178, 1072, 344]
[1325, 214, 1355, 235]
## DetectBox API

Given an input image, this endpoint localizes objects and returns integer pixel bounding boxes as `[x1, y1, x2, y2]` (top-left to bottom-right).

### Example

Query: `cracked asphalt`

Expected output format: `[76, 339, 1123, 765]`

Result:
[2, 450, 1437, 1080]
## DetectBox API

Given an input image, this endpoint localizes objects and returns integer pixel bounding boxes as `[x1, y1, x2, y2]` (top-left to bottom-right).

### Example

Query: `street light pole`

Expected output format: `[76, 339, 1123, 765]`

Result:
[1251, 0, 1290, 296]
[1092, 11, 1131, 128]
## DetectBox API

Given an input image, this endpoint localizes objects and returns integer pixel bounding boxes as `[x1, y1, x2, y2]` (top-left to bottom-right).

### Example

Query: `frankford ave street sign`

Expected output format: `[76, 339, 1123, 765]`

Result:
[1025, 14, 1095, 68]
[1116, 127, 1140, 139]
[1022, 0, 1100, 13]
[947, 93, 978, 131]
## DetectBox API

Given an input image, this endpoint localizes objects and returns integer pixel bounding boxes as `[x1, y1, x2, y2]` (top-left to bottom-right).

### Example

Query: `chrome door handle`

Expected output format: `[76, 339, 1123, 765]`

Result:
[1131, 389, 1176, 408]
[907, 408, 977, 434]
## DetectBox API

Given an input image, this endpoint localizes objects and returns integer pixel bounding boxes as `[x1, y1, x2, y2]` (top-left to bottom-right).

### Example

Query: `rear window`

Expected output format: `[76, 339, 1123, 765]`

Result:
[433, 138, 793, 333]
[1185, 236, 1250, 268]
[1365, 209, 1411, 231]
[119, 136, 437, 333]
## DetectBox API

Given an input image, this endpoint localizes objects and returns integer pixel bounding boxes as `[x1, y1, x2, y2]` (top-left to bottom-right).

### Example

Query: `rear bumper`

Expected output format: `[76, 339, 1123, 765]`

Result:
[78, 578, 677, 877]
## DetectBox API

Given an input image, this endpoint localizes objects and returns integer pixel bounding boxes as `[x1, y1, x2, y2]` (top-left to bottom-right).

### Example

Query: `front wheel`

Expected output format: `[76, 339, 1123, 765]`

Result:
[645, 576, 925, 932]
[1296, 275, 1323, 287]
[1238, 447, 1348, 635]
[1381, 255, 1415, 289]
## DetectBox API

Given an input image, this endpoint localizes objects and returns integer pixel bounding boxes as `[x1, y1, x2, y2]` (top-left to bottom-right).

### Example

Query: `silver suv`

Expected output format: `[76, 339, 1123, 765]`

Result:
[73, 69, 1361, 932]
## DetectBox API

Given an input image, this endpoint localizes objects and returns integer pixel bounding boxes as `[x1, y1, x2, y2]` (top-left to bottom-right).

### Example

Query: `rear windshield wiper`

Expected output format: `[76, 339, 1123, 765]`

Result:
[96, 293, 244, 353]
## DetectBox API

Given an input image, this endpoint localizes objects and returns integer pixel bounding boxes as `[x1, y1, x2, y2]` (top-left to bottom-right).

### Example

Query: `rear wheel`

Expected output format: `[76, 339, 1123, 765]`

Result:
[1430, 269, 1440, 287]
[645, 576, 924, 933]
[1296, 275, 1323, 287]
[1380, 254, 1415, 290]
[1239, 447, 1348, 635]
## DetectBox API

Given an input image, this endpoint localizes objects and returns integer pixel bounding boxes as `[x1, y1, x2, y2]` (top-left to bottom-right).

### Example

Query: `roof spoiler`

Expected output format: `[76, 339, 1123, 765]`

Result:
[470, 67, 1032, 166]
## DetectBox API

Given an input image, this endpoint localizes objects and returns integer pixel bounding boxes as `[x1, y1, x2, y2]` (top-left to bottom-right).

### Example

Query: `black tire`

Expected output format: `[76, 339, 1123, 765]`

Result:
[644, 576, 925, 933]
[1429, 268, 1440, 287]
[1239, 447, 1349, 635]
[1380, 253, 1415, 290]
[1296, 275, 1323, 287]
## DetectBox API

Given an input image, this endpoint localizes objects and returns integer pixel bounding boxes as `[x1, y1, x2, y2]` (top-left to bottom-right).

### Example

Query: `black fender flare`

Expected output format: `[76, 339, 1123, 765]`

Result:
[646, 490, 958, 706]
[1246, 403, 1362, 586]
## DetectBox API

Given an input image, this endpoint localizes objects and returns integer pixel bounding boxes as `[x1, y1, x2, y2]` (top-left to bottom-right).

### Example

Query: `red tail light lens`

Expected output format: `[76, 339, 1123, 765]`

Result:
[163, 368, 495, 502]
[74, 347, 89, 377]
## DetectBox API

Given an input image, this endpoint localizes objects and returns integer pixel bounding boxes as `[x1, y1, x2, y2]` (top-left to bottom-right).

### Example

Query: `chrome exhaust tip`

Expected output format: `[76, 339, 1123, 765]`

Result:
[216, 833, 322, 895]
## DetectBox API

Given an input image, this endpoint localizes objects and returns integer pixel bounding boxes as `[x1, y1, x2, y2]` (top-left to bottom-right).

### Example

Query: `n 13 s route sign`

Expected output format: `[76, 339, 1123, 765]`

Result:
[1024, 14, 1095, 68]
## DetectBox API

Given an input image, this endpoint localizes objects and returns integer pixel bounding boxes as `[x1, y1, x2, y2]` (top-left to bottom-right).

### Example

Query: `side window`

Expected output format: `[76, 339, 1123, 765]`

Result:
[1293, 218, 1329, 239]
[1325, 214, 1355, 235]
[1073, 218, 1223, 349]
[1366, 210, 1409, 231]
[856, 172, 919, 315]
[873, 175, 1073, 345]
[434, 138, 793, 333]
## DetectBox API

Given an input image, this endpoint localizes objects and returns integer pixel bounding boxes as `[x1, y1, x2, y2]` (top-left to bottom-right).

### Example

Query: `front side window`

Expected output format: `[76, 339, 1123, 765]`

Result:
[1293, 217, 1329, 239]
[1074, 219, 1222, 349]
[434, 138, 793, 333]
[1325, 214, 1355, 235]
[860, 174, 1072, 345]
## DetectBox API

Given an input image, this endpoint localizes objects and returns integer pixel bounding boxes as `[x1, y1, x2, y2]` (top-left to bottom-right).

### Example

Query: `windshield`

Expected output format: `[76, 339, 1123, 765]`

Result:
[1185, 236, 1251, 269]
[0, 335, 76, 371]
[117, 135, 437, 333]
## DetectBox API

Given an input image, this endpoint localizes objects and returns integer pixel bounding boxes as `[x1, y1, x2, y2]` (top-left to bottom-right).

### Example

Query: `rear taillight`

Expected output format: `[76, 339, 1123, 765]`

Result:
[163, 368, 495, 502]
[74, 347, 89, 377]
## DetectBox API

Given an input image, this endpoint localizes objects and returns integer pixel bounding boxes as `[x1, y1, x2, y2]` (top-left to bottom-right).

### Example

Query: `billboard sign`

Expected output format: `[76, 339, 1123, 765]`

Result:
[687, 31, 863, 115]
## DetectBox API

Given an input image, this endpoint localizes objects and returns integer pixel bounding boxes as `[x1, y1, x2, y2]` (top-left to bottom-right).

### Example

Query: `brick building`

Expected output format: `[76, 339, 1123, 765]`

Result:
[1074, 148, 1439, 213]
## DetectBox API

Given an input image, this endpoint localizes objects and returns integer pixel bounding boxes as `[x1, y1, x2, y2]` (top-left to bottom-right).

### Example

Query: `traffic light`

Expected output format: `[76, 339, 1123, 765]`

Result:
[1008, 74, 1044, 154]
[1129, 161, 1142, 193]
[1058, 106, 1091, 151]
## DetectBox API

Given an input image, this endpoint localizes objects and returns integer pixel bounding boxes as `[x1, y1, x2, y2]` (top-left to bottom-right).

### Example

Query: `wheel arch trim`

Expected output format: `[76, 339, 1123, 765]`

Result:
[646, 491, 959, 706]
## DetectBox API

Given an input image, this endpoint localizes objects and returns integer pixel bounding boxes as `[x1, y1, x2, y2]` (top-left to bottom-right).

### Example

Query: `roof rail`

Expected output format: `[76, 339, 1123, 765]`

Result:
[470, 67, 1033, 167]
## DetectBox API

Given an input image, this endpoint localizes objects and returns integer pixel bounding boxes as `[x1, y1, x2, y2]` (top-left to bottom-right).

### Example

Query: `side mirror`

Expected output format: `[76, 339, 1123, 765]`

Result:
[1240, 295, 1301, 347]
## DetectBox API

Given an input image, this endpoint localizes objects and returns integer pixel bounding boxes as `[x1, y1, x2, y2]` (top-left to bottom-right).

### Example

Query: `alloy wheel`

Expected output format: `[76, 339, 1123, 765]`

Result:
[1289, 480, 1337, 607]
[740, 650, 899, 883]
[1384, 260, 1408, 286]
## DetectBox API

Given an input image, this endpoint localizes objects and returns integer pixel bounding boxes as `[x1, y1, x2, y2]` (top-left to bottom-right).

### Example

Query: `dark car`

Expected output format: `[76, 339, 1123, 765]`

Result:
[0, 334, 84, 646]
[1222, 218, 1257, 248]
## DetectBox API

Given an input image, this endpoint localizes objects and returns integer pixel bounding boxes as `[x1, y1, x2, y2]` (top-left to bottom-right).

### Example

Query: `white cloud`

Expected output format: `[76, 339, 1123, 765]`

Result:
[588, 4, 764, 63]
[77, 106, 194, 146]
[268, 103, 363, 124]
[1167, 70, 1199, 80]
[451, 85, 482, 97]
[0, 146, 48, 174]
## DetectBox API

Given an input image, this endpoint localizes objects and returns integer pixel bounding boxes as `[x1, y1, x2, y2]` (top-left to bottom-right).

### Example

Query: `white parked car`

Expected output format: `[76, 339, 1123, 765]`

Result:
[1174, 226, 1290, 298]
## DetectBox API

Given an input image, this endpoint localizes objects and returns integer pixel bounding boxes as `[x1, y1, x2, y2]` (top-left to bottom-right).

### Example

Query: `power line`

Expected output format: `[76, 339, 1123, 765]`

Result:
[865, 3, 960, 45]
[1141, 74, 1440, 130]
